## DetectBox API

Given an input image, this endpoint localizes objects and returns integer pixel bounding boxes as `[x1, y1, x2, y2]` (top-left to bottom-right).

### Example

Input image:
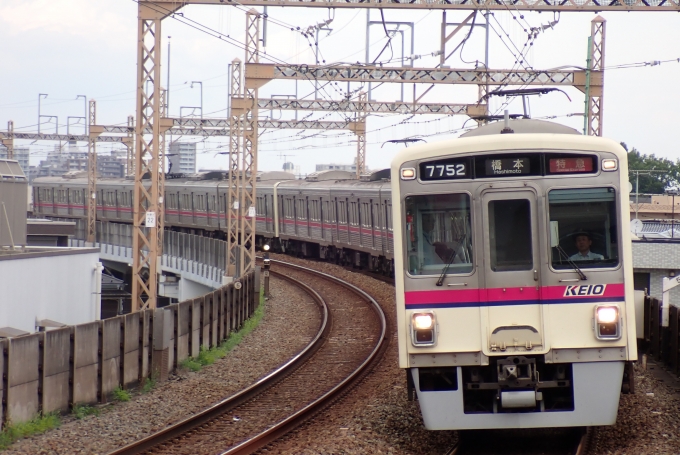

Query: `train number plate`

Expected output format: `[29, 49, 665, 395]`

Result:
[419, 159, 470, 181]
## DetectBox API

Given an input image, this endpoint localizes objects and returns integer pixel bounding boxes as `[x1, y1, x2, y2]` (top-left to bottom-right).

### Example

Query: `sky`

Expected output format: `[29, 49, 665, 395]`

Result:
[1, 1, 679, 176]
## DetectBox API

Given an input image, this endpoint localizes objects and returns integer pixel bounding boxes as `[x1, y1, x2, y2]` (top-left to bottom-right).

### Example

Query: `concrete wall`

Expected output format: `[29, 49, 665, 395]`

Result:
[179, 278, 213, 302]
[0, 248, 101, 333]
[633, 241, 680, 307]
[0, 271, 258, 425]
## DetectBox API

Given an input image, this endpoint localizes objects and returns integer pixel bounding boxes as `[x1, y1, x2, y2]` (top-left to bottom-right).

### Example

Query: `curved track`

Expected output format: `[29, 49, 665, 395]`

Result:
[108, 259, 388, 455]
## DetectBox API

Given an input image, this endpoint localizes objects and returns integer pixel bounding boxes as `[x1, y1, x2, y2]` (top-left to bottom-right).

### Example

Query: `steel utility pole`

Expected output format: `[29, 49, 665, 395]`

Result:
[631, 169, 666, 220]
[241, 9, 262, 276]
[582, 16, 606, 136]
[87, 100, 103, 244]
[132, 2, 179, 311]
[226, 59, 243, 280]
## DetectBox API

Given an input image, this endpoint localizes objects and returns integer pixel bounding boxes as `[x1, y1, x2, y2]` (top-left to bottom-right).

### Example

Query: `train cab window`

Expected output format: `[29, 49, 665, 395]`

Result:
[404, 194, 473, 276]
[488, 199, 533, 271]
[549, 188, 619, 269]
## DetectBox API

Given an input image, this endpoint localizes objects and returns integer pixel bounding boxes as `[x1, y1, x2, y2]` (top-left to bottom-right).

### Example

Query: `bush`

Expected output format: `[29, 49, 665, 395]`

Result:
[141, 376, 157, 394]
[0, 413, 60, 449]
[72, 404, 99, 420]
[179, 290, 267, 372]
[112, 386, 131, 402]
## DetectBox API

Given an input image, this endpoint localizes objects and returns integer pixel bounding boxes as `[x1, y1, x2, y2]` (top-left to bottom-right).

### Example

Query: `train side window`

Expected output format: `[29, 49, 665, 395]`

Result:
[549, 188, 619, 269]
[323, 200, 329, 223]
[361, 202, 370, 227]
[404, 194, 473, 276]
[338, 200, 346, 223]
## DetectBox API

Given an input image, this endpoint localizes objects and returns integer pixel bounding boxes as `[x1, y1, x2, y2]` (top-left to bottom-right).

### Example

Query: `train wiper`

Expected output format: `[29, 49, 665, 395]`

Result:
[556, 245, 587, 281]
[436, 237, 464, 287]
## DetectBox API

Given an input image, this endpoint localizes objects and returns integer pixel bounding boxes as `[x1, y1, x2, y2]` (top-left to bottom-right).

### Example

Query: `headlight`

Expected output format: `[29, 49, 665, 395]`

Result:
[596, 306, 618, 324]
[401, 168, 416, 180]
[594, 305, 621, 340]
[601, 159, 618, 171]
[263, 244, 270, 251]
[414, 314, 434, 330]
[411, 312, 437, 346]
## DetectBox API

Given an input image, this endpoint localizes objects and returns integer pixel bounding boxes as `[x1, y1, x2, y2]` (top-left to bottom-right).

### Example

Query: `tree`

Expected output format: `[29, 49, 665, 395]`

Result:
[622, 142, 680, 194]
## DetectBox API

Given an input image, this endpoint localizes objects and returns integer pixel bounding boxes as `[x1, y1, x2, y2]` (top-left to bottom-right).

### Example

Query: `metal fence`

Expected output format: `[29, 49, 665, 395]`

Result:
[643, 296, 680, 375]
[60, 219, 228, 286]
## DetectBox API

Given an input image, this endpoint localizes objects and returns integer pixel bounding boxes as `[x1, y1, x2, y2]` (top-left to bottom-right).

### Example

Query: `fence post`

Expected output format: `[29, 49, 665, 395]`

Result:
[152, 308, 172, 383]
[651, 298, 661, 361]
[670, 306, 679, 374]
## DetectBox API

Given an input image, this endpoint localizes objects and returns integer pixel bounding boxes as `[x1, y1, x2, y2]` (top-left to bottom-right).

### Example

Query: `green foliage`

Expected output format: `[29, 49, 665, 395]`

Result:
[141, 376, 157, 394]
[72, 404, 99, 420]
[0, 413, 60, 449]
[624, 142, 680, 194]
[180, 358, 203, 372]
[112, 386, 131, 402]
[179, 293, 266, 373]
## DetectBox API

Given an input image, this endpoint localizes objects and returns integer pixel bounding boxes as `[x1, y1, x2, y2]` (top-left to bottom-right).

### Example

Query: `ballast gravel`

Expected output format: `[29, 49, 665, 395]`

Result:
[3, 276, 319, 455]
[5, 255, 680, 455]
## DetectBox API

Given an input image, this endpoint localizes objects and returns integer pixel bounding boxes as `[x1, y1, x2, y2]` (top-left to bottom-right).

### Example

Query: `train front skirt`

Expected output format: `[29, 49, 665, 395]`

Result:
[412, 361, 624, 430]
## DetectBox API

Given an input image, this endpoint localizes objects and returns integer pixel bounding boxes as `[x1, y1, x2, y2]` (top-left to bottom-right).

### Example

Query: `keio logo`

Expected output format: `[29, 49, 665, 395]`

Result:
[564, 284, 607, 297]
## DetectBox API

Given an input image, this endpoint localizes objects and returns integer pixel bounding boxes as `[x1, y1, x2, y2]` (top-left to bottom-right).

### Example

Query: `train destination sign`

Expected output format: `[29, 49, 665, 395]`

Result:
[419, 158, 470, 181]
[418, 153, 599, 181]
[484, 157, 531, 176]
[548, 157, 594, 173]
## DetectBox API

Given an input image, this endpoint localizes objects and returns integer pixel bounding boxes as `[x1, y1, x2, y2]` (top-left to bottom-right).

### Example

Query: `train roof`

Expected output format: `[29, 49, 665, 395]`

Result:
[391, 120, 626, 167]
[459, 119, 581, 137]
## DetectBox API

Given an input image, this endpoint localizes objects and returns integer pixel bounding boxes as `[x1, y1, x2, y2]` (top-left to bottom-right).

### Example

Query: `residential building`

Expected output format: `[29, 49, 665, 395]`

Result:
[168, 141, 197, 174]
[0, 146, 30, 176]
[33, 144, 127, 178]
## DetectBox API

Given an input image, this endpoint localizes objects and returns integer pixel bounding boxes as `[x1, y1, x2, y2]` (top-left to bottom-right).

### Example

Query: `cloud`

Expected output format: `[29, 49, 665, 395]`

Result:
[0, 1, 134, 45]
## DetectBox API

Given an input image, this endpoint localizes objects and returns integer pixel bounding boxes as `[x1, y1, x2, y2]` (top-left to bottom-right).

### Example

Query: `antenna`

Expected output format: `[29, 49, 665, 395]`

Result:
[278, 152, 296, 162]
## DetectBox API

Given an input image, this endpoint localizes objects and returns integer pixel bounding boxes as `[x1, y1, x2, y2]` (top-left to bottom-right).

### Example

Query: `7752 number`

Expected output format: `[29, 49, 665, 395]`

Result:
[425, 164, 465, 178]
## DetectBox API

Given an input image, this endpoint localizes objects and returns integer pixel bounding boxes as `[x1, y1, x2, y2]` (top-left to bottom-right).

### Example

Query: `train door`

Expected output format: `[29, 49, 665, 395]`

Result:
[384, 199, 393, 255]
[480, 188, 545, 354]
[305, 196, 310, 238]
[191, 192, 196, 225]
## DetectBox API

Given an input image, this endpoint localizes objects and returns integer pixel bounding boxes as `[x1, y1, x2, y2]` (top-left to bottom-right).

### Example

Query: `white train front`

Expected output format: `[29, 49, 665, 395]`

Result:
[390, 120, 636, 430]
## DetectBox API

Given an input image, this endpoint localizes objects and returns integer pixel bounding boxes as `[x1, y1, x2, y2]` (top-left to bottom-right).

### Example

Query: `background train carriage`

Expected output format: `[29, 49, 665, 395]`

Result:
[31, 168, 396, 276]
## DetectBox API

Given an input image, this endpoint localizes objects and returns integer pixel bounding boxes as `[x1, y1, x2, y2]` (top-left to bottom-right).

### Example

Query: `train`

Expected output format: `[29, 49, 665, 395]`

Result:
[32, 167, 395, 275]
[391, 119, 636, 430]
[32, 118, 636, 430]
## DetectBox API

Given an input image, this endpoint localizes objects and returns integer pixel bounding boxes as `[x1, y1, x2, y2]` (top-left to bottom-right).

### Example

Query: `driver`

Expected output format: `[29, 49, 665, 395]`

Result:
[421, 214, 456, 264]
[569, 231, 604, 261]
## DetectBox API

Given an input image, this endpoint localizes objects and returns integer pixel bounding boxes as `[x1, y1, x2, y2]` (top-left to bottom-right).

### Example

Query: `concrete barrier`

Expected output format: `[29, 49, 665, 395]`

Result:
[73, 322, 100, 405]
[101, 318, 122, 400]
[7, 334, 40, 423]
[176, 301, 191, 364]
[123, 313, 141, 386]
[42, 328, 72, 414]
[0, 270, 256, 426]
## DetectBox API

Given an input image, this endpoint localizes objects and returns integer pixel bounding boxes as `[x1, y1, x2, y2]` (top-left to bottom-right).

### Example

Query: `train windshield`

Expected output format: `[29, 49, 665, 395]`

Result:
[549, 187, 619, 269]
[404, 193, 473, 276]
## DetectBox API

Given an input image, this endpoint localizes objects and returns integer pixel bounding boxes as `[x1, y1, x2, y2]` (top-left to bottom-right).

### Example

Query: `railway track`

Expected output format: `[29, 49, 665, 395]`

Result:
[444, 427, 595, 455]
[108, 259, 388, 455]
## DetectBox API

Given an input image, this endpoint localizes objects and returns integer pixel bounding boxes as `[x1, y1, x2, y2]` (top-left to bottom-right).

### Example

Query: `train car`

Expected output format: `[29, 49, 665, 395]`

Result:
[31, 168, 397, 274]
[391, 119, 636, 430]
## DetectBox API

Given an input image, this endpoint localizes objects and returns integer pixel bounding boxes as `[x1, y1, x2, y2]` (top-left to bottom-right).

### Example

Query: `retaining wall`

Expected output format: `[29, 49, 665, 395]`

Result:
[0, 271, 257, 425]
